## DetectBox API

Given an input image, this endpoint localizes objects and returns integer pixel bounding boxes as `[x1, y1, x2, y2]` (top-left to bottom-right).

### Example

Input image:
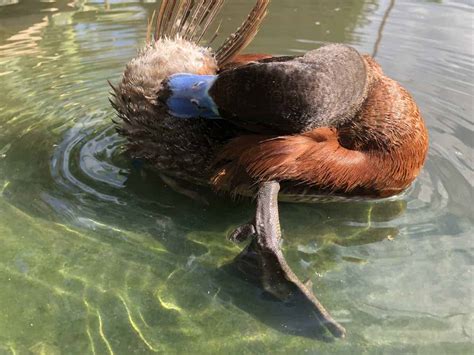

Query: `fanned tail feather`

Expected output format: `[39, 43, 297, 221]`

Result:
[147, 0, 270, 66]
[149, 0, 225, 42]
[215, 0, 270, 66]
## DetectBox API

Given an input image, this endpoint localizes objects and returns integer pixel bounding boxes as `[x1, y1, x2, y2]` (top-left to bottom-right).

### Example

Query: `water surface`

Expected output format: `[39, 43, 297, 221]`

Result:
[0, 0, 473, 353]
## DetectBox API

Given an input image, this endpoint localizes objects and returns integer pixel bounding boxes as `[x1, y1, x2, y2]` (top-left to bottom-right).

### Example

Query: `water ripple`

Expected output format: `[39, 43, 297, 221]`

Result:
[50, 110, 126, 204]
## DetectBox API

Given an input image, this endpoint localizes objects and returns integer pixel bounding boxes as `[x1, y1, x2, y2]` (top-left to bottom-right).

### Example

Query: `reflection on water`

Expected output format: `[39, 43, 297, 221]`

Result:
[0, 0, 473, 353]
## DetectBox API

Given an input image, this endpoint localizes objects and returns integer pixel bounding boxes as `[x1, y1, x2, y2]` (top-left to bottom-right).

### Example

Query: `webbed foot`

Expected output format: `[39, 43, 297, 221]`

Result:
[229, 181, 346, 339]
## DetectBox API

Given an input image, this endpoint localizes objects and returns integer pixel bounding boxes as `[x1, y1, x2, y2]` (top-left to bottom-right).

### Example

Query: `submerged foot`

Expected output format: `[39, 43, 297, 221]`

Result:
[229, 181, 346, 339]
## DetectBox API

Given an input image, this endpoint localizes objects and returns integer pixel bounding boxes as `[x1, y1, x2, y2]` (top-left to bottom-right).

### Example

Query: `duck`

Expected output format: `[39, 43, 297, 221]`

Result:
[110, 0, 429, 339]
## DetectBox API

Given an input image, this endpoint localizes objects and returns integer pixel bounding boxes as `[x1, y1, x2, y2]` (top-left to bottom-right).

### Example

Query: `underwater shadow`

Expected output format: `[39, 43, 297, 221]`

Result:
[215, 245, 334, 341]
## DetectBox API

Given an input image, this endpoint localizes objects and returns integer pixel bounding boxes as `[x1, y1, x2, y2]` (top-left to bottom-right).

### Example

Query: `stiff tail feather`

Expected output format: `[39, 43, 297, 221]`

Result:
[215, 0, 270, 66]
[147, 0, 270, 67]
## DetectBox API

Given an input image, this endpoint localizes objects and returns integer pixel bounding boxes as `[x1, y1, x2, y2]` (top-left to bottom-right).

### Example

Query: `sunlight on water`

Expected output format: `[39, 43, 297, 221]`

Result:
[0, 0, 472, 353]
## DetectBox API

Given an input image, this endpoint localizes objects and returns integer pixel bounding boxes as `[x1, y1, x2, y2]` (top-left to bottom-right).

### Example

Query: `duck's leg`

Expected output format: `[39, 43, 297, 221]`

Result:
[230, 181, 346, 339]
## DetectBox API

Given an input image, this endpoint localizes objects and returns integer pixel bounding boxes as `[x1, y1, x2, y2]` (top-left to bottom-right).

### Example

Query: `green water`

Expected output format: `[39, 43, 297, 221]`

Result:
[0, 0, 472, 353]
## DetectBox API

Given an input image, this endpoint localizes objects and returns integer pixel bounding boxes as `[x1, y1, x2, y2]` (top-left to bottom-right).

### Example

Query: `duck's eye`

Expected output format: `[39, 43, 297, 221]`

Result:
[190, 99, 199, 107]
